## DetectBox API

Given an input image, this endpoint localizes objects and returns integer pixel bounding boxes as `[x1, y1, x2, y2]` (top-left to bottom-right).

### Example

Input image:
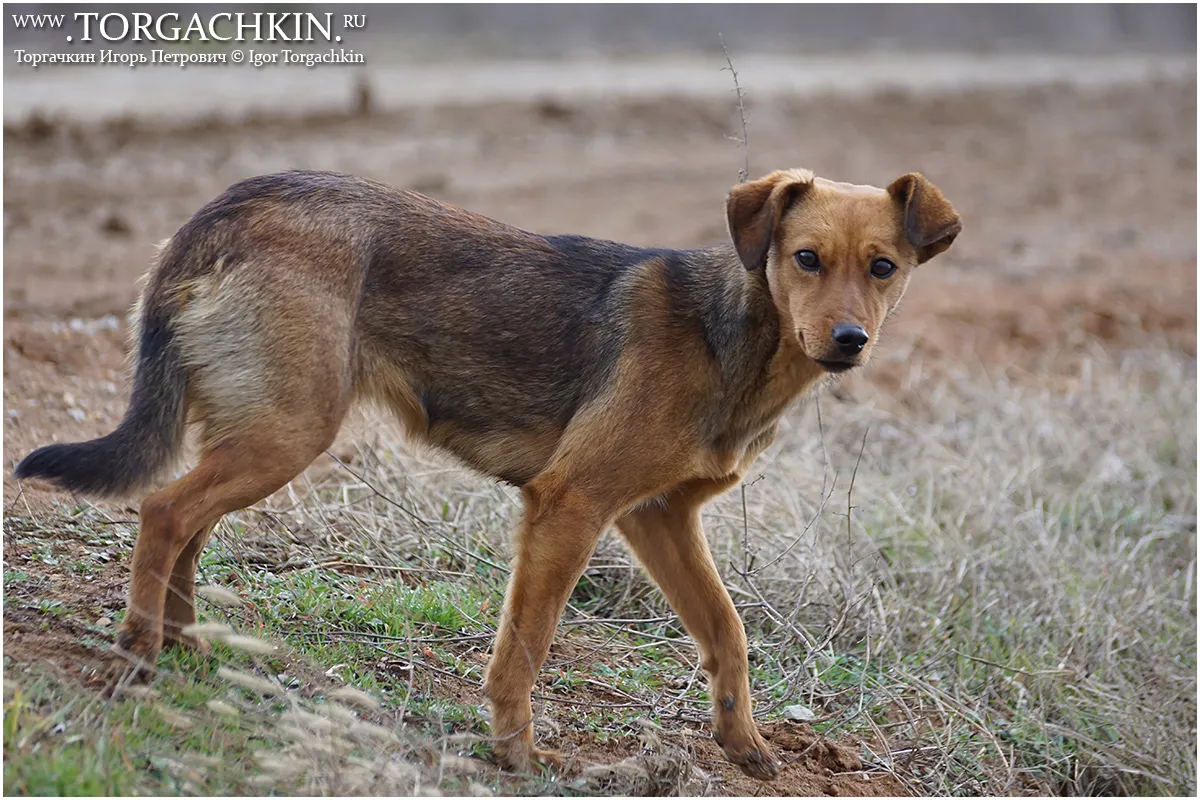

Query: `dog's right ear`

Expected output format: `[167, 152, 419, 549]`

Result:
[726, 169, 813, 271]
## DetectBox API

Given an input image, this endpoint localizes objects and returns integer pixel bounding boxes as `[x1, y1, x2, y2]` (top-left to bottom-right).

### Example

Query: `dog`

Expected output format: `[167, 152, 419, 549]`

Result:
[15, 167, 960, 779]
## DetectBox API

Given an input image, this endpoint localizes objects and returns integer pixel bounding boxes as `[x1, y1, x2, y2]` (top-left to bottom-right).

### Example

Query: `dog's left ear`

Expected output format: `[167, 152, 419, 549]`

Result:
[726, 169, 813, 271]
[887, 173, 962, 264]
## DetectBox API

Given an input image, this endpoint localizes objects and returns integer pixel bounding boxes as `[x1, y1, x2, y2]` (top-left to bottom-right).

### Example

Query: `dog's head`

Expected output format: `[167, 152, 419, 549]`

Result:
[727, 169, 960, 373]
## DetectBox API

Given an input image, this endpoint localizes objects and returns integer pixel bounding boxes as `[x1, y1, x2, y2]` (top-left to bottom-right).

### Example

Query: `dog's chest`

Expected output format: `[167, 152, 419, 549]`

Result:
[700, 349, 820, 479]
[699, 421, 779, 480]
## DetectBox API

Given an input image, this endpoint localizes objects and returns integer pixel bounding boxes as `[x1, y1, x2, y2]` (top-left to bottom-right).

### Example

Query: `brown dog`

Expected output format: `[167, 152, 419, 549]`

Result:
[15, 167, 960, 779]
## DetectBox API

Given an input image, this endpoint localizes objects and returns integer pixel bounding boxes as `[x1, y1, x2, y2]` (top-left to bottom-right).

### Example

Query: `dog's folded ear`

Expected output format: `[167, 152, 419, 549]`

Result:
[726, 169, 814, 271]
[887, 173, 962, 264]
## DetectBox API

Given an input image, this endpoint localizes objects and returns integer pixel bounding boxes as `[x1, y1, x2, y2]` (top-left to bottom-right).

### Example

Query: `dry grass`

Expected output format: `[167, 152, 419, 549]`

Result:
[740, 342, 1197, 795]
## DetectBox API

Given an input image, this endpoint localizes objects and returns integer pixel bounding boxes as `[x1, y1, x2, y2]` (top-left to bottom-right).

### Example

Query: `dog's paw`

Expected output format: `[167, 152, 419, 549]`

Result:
[529, 747, 565, 773]
[495, 742, 565, 775]
[715, 725, 782, 781]
[106, 626, 162, 687]
[101, 654, 153, 697]
[729, 744, 782, 781]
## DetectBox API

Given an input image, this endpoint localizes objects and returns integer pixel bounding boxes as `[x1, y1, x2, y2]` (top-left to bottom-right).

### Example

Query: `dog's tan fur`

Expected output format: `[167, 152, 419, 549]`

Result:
[16, 167, 960, 779]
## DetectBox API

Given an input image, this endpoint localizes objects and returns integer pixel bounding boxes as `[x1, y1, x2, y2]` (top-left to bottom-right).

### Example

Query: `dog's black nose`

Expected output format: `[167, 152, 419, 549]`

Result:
[831, 323, 869, 354]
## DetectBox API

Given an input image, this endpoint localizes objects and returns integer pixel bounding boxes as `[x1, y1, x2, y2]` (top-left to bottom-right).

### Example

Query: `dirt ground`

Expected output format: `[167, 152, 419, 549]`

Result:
[3, 66, 1195, 795]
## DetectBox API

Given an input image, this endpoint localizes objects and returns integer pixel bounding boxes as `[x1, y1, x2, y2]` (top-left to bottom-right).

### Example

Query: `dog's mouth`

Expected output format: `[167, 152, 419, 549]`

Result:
[798, 331, 863, 374]
[814, 358, 860, 374]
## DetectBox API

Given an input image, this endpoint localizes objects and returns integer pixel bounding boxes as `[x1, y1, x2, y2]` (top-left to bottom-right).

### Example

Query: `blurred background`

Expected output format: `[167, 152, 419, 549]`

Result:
[3, 5, 1196, 797]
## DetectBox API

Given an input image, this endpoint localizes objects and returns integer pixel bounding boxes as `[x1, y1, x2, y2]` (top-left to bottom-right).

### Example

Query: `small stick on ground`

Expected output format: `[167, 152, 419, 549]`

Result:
[847, 426, 870, 549]
[719, 34, 750, 183]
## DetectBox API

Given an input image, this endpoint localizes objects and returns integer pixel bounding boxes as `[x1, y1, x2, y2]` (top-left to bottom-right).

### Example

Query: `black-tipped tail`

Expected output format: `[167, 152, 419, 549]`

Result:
[15, 311, 186, 498]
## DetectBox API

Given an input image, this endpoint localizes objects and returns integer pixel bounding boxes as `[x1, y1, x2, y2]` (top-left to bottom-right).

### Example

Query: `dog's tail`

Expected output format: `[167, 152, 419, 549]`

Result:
[15, 290, 187, 499]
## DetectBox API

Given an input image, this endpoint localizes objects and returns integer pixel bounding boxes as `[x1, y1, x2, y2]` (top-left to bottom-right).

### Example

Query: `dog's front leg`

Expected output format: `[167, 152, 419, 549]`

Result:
[617, 488, 781, 780]
[484, 479, 606, 773]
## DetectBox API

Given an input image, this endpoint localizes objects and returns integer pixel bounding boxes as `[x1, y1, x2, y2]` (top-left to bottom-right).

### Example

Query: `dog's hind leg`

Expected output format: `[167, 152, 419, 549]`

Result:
[116, 426, 342, 672]
[162, 522, 216, 651]
[115, 262, 357, 675]
[617, 479, 781, 781]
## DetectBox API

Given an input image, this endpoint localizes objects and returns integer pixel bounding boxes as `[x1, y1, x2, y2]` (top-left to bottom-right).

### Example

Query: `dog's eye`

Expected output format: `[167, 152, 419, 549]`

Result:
[794, 250, 820, 272]
[870, 258, 897, 279]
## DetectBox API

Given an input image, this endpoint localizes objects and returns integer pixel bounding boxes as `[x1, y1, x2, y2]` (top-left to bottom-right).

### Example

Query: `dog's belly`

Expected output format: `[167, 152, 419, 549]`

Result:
[353, 345, 580, 486]
[426, 421, 562, 486]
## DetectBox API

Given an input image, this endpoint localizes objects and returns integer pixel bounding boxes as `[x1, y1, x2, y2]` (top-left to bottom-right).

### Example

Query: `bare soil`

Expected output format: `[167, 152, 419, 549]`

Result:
[3, 69, 1195, 795]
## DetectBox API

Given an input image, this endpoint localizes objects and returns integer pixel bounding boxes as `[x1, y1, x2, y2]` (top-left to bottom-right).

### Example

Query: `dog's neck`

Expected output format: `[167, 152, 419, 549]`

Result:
[698, 245, 825, 450]
[736, 262, 826, 421]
